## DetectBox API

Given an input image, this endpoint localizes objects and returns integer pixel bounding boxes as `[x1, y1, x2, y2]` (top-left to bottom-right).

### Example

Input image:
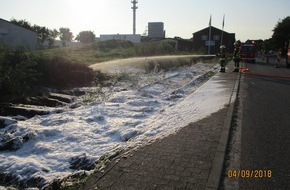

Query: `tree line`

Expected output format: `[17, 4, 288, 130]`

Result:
[10, 19, 96, 48]
[233, 16, 290, 57]
[254, 16, 290, 56]
[11, 16, 290, 54]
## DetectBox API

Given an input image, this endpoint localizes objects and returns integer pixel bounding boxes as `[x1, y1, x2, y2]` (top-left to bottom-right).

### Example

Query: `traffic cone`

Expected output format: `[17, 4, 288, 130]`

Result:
[240, 59, 249, 73]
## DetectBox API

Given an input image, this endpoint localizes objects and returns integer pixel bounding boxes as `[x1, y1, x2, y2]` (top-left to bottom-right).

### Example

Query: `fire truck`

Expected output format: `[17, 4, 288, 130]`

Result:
[240, 40, 257, 63]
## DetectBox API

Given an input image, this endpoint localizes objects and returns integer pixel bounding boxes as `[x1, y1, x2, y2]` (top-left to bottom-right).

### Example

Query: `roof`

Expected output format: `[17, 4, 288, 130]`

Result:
[192, 26, 234, 35]
[0, 18, 37, 34]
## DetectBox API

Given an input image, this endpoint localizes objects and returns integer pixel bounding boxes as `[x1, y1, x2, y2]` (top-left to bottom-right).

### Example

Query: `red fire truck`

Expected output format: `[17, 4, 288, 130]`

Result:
[240, 40, 257, 63]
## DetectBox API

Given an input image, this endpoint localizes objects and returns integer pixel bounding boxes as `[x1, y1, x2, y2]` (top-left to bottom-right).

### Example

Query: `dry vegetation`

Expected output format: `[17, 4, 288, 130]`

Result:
[0, 40, 215, 102]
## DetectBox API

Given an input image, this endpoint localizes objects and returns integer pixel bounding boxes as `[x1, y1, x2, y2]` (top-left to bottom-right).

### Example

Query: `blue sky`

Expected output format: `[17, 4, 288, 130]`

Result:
[1, 0, 289, 41]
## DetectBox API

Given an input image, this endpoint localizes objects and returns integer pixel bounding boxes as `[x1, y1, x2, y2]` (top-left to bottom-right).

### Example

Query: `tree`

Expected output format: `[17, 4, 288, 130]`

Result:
[262, 39, 274, 52]
[10, 19, 59, 48]
[33, 25, 50, 46]
[59, 28, 74, 47]
[48, 29, 59, 47]
[33, 26, 59, 48]
[271, 16, 290, 53]
[10, 19, 33, 31]
[75, 31, 96, 44]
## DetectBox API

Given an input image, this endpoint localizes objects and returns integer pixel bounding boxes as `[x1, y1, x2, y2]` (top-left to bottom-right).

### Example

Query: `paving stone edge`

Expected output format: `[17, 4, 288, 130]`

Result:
[205, 72, 241, 190]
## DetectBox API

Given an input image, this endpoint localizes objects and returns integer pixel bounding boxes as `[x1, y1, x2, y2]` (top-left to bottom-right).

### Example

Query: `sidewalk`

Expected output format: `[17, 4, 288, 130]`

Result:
[81, 63, 240, 190]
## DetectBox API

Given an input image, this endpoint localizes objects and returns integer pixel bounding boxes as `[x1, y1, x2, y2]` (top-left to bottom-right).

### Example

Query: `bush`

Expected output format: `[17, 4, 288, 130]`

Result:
[37, 56, 95, 88]
[134, 41, 175, 56]
[0, 47, 39, 101]
[93, 70, 110, 86]
[95, 40, 134, 52]
[0, 46, 99, 102]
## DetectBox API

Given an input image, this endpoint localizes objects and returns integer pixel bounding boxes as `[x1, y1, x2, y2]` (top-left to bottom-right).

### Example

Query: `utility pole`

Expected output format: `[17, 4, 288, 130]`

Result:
[131, 0, 138, 35]
[220, 15, 225, 46]
[208, 14, 212, 55]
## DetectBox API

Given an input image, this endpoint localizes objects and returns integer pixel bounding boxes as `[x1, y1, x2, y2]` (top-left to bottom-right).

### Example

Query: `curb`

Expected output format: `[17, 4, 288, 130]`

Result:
[206, 72, 241, 190]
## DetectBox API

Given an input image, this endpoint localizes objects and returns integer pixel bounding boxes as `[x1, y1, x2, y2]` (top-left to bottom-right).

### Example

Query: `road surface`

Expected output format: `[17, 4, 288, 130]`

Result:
[224, 59, 290, 189]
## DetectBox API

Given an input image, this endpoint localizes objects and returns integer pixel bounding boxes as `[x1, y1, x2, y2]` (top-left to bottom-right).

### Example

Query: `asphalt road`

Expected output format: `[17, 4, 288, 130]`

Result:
[237, 60, 290, 189]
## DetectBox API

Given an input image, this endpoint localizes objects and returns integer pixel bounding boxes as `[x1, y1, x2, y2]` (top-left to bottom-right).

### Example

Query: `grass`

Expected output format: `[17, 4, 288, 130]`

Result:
[90, 55, 216, 74]
[38, 45, 101, 65]
[142, 56, 215, 73]
[37, 40, 189, 65]
[1, 40, 216, 103]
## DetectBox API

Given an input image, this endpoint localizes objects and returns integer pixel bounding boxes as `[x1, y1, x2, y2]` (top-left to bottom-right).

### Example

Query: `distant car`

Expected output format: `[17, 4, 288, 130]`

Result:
[240, 42, 257, 63]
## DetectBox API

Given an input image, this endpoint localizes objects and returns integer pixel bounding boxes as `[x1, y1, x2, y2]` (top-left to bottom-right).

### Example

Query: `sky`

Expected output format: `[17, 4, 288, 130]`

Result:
[0, 0, 289, 42]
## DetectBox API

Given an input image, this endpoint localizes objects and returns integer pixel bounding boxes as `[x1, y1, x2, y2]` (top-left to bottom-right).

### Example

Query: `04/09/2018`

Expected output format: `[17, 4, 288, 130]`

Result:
[227, 170, 272, 178]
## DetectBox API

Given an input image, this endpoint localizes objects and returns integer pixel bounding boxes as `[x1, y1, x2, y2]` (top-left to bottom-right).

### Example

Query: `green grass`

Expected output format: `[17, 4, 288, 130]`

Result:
[38, 45, 100, 64]
[90, 55, 216, 74]
[37, 40, 186, 65]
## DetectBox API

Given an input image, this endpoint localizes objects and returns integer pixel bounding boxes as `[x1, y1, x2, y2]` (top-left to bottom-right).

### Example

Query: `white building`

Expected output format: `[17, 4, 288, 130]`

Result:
[100, 34, 141, 43]
[0, 18, 37, 50]
[148, 22, 165, 39]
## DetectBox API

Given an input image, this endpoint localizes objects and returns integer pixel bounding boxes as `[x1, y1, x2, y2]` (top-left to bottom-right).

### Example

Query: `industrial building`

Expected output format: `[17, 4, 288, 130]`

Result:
[148, 22, 165, 39]
[192, 26, 235, 54]
[0, 18, 38, 50]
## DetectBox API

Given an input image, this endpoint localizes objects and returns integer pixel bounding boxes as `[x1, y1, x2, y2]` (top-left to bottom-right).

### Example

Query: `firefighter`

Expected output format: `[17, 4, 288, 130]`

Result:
[217, 45, 227, 72]
[233, 40, 241, 72]
[275, 48, 282, 68]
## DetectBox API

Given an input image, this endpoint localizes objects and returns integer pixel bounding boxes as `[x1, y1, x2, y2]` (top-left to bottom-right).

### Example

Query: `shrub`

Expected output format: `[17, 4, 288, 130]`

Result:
[95, 40, 134, 52]
[93, 70, 110, 86]
[0, 46, 98, 98]
[37, 56, 95, 88]
[134, 41, 175, 56]
[0, 46, 39, 101]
